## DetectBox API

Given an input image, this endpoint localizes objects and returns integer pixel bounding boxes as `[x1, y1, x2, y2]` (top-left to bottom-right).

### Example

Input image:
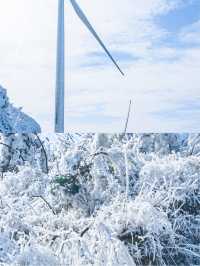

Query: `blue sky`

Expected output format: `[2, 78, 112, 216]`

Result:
[154, 0, 200, 49]
[156, 0, 200, 33]
[0, 0, 200, 132]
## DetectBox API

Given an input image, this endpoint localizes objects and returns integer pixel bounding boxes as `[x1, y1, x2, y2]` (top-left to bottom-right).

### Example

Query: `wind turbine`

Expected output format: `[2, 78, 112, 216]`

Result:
[55, 0, 124, 133]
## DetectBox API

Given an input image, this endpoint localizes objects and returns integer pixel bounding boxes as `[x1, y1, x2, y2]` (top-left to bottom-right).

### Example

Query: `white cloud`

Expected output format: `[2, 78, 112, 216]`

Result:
[179, 20, 200, 44]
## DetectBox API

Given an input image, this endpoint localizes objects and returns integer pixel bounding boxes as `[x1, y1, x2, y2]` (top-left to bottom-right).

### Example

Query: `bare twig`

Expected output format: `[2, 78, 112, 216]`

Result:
[124, 100, 132, 134]
[80, 221, 94, 237]
[35, 134, 49, 174]
[32, 195, 56, 215]
[91, 151, 109, 159]
[80, 226, 91, 237]
[0, 142, 12, 150]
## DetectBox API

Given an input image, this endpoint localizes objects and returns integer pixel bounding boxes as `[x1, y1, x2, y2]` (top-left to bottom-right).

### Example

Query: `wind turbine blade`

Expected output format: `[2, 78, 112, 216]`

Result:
[69, 0, 124, 76]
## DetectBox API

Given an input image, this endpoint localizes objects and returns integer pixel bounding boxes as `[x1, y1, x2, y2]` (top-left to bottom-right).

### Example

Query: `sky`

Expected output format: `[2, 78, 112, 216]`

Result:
[0, 0, 200, 132]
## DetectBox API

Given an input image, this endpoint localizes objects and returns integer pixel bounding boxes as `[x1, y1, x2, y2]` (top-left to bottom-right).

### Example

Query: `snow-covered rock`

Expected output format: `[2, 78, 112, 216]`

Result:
[0, 85, 41, 133]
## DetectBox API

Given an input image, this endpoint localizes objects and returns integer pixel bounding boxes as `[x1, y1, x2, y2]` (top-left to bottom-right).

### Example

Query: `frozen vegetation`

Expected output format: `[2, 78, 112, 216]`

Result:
[0, 133, 200, 265]
[0, 85, 41, 133]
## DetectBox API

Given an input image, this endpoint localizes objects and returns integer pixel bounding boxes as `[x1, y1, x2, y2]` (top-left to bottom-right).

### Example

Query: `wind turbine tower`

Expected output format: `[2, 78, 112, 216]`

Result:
[55, 0, 65, 133]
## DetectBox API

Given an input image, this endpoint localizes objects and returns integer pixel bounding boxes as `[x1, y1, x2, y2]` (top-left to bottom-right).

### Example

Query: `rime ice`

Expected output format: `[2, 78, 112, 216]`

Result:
[0, 133, 199, 265]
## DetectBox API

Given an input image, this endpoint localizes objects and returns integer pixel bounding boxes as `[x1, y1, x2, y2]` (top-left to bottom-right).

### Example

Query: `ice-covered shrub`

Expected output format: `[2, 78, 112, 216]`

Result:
[0, 134, 48, 174]
[16, 245, 59, 266]
[0, 133, 199, 265]
[139, 155, 200, 211]
[0, 232, 19, 264]
[1, 166, 50, 197]
[187, 134, 200, 156]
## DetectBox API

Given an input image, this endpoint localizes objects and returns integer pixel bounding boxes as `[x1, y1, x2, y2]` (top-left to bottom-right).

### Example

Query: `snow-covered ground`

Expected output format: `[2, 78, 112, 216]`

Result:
[0, 85, 41, 133]
[0, 133, 200, 265]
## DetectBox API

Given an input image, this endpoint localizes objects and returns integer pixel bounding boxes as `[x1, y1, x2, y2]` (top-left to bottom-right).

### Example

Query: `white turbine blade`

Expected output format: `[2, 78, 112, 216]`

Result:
[69, 0, 124, 76]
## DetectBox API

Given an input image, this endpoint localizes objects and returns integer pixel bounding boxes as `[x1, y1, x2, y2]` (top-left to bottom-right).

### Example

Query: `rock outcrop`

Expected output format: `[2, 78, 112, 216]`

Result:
[0, 85, 41, 133]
